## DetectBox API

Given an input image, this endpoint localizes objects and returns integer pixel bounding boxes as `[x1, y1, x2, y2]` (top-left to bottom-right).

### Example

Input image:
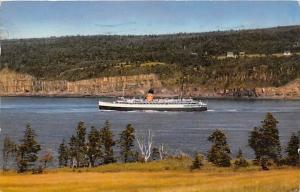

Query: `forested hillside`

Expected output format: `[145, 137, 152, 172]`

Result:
[1, 25, 300, 90]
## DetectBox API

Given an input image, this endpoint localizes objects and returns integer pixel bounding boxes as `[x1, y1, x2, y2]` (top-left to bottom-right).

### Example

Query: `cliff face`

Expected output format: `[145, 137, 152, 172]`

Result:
[0, 68, 299, 99]
[256, 79, 300, 98]
[0, 68, 35, 93]
[0, 68, 163, 96]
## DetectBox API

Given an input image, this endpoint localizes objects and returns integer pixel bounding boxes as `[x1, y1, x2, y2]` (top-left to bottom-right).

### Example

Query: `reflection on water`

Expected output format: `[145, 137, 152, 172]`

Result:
[0, 97, 299, 161]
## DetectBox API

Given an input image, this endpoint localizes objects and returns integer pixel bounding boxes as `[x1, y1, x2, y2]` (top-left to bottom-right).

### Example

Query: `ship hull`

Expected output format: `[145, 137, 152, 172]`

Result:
[99, 105, 207, 112]
[99, 101, 207, 112]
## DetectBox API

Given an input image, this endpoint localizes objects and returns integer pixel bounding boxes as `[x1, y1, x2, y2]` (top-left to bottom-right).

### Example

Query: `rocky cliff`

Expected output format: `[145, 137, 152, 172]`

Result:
[256, 79, 300, 98]
[0, 68, 163, 96]
[0, 68, 299, 99]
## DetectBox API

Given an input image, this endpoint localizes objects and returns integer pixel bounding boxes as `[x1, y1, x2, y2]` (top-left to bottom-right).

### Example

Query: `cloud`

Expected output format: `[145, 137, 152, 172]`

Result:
[298, 0, 300, 7]
[95, 21, 137, 28]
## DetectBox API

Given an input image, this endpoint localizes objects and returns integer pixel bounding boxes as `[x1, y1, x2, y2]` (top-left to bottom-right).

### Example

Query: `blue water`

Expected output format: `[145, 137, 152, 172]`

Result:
[0, 97, 299, 163]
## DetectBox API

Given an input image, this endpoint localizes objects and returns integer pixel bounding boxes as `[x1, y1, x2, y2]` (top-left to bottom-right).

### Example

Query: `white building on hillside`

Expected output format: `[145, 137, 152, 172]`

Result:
[226, 52, 236, 58]
[283, 50, 291, 56]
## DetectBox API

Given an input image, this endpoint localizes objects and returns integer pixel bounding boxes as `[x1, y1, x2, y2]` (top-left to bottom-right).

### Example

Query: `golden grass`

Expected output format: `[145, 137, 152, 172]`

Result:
[0, 159, 299, 192]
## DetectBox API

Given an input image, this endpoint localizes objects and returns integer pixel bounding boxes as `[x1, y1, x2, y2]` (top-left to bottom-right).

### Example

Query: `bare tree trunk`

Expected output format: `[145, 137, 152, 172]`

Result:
[72, 157, 77, 169]
[136, 130, 153, 162]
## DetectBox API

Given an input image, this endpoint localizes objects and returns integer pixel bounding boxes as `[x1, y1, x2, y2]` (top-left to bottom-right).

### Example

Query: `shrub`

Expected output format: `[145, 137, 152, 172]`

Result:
[191, 153, 204, 170]
[234, 149, 249, 168]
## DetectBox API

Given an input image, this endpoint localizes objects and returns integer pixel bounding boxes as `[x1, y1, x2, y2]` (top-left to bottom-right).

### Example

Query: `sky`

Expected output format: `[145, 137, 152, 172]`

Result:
[0, 1, 300, 39]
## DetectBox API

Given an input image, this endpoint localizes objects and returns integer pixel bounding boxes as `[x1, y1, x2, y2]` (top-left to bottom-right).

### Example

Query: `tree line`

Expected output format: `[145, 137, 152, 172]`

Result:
[0, 26, 299, 89]
[2, 113, 299, 173]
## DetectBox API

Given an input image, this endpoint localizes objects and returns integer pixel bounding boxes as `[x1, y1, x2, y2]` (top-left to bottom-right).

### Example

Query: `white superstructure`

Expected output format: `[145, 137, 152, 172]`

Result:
[99, 98, 207, 111]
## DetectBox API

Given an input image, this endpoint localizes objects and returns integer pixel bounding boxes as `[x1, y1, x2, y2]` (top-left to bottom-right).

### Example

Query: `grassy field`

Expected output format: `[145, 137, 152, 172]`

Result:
[0, 159, 299, 192]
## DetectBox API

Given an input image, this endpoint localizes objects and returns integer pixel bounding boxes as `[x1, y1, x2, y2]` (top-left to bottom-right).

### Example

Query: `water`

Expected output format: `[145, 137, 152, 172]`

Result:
[0, 97, 299, 162]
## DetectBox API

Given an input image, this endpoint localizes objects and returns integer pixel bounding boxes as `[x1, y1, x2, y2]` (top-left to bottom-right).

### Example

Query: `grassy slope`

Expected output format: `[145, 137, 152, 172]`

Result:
[0, 159, 299, 192]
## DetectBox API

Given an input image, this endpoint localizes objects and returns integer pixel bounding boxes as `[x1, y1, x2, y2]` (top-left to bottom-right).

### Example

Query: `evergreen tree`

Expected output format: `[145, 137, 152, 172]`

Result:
[249, 113, 281, 168]
[248, 126, 261, 161]
[118, 124, 135, 163]
[2, 135, 17, 171]
[16, 124, 41, 172]
[58, 139, 69, 167]
[69, 121, 87, 167]
[68, 135, 77, 168]
[151, 147, 160, 161]
[100, 120, 115, 164]
[285, 132, 299, 166]
[234, 148, 249, 168]
[191, 153, 204, 170]
[76, 121, 86, 149]
[207, 129, 231, 167]
[87, 126, 101, 167]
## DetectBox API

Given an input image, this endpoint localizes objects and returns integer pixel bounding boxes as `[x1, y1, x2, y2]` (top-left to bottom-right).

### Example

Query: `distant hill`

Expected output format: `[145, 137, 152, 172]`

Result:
[0, 25, 300, 90]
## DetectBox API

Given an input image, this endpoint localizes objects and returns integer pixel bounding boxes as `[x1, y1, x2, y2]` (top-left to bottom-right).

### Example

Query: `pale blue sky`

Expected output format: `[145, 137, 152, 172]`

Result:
[1, 1, 300, 39]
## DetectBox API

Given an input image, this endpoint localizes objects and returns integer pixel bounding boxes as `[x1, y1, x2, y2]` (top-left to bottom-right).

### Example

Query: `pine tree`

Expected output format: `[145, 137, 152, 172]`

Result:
[16, 124, 41, 172]
[68, 135, 77, 168]
[69, 121, 87, 167]
[285, 132, 299, 166]
[234, 148, 249, 168]
[151, 147, 160, 161]
[100, 120, 115, 164]
[118, 124, 135, 163]
[207, 129, 231, 167]
[87, 126, 101, 167]
[249, 113, 281, 169]
[76, 121, 86, 149]
[248, 126, 261, 161]
[191, 153, 204, 170]
[58, 139, 69, 167]
[2, 135, 16, 171]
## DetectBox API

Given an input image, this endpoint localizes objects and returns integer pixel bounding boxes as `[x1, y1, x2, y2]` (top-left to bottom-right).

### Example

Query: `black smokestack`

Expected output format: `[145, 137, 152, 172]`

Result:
[148, 88, 154, 94]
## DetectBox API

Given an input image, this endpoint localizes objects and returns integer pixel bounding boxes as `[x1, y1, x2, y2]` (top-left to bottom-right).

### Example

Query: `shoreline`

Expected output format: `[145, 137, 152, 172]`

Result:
[1, 93, 300, 101]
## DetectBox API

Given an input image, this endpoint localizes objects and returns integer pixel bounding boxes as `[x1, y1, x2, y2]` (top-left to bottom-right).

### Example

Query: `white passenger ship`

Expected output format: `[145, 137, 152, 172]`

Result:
[99, 89, 207, 112]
